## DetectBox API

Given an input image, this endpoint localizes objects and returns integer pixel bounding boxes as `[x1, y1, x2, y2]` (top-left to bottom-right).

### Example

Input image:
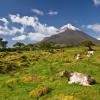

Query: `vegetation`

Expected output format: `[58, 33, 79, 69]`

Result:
[37, 41, 56, 50]
[0, 37, 100, 100]
[29, 84, 50, 98]
[0, 38, 8, 48]
[13, 42, 25, 49]
[0, 46, 100, 100]
[81, 40, 95, 50]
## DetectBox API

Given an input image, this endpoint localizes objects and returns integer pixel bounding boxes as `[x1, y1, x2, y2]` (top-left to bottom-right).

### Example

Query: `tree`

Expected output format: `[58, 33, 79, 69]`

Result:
[0, 38, 8, 48]
[2, 41, 8, 48]
[27, 44, 37, 51]
[13, 42, 25, 48]
[81, 40, 95, 50]
[38, 41, 56, 50]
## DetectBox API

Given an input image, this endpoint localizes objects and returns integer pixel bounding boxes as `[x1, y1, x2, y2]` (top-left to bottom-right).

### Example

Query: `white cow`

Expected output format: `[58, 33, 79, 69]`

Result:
[87, 51, 94, 57]
[75, 53, 82, 60]
[60, 70, 96, 86]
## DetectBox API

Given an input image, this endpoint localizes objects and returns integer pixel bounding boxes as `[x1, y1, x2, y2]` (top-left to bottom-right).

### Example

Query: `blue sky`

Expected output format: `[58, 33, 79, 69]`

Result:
[0, 0, 100, 46]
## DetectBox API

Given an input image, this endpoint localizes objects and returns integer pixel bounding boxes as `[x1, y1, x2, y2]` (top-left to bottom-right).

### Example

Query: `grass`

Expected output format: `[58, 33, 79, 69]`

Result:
[0, 47, 100, 100]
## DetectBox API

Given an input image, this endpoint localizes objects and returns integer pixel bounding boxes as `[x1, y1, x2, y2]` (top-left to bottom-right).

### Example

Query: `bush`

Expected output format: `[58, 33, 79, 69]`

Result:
[5, 62, 19, 72]
[5, 78, 18, 88]
[0, 61, 20, 74]
[0, 58, 30, 74]
[21, 55, 28, 62]
[29, 84, 50, 98]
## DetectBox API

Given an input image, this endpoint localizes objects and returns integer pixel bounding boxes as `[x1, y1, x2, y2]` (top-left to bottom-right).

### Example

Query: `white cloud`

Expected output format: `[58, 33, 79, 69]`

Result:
[27, 32, 45, 41]
[32, 9, 44, 15]
[9, 14, 58, 37]
[33, 23, 58, 36]
[87, 23, 100, 32]
[9, 14, 38, 27]
[93, 0, 100, 6]
[0, 18, 9, 35]
[31, 8, 59, 16]
[97, 37, 100, 40]
[12, 35, 26, 41]
[0, 18, 9, 25]
[48, 11, 58, 16]
[82, 23, 100, 40]
[0, 14, 58, 42]
[0, 24, 24, 36]
[0, 25, 9, 35]
[10, 27, 24, 35]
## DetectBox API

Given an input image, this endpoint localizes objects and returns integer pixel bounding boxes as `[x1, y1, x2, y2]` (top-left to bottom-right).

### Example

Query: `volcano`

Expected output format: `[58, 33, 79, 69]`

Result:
[43, 24, 99, 45]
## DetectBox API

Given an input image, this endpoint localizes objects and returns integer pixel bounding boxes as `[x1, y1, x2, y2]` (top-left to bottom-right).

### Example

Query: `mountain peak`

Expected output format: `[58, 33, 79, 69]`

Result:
[58, 23, 80, 32]
[43, 24, 99, 45]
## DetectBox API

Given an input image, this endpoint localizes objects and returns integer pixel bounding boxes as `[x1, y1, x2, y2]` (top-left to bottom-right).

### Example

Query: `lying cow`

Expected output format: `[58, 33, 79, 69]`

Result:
[74, 53, 82, 60]
[87, 51, 94, 57]
[60, 70, 96, 86]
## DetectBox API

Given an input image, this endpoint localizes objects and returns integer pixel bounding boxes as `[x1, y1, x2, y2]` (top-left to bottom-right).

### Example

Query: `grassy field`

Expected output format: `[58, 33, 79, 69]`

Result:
[0, 47, 100, 100]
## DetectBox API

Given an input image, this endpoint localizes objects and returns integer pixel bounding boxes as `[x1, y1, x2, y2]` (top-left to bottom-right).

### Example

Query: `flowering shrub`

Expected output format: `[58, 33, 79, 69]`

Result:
[21, 75, 33, 82]
[29, 84, 49, 98]
[21, 74, 48, 83]
[21, 75, 41, 82]
[5, 78, 17, 87]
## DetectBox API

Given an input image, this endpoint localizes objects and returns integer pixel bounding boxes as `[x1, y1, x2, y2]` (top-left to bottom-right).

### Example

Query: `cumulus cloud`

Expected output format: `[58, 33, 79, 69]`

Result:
[82, 23, 100, 40]
[0, 25, 9, 35]
[12, 35, 26, 41]
[87, 23, 100, 32]
[27, 32, 45, 41]
[0, 18, 9, 25]
[10, 27, 24, 35]
[32, 9, 44, 15]
[0, 14, 58, 42]
[93, 0, 100, 6]
[97, 37, 100, 40]
[9, 14, 58, 36]
[0, 18, 9, 35]
[9, 14, 38, 27]
[48, 11, 58, 16]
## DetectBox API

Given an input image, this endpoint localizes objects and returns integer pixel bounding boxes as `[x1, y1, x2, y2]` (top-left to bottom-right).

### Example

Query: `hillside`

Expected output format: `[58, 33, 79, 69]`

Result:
[0, 47, 100, 100]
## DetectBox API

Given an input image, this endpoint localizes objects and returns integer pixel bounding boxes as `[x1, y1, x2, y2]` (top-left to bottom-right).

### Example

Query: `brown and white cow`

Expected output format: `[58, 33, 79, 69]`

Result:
[60, 70, 96, 86]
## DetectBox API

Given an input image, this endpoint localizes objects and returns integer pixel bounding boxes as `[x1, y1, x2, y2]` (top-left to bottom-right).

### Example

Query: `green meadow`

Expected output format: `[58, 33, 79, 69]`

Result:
[0, 47, 100, 100]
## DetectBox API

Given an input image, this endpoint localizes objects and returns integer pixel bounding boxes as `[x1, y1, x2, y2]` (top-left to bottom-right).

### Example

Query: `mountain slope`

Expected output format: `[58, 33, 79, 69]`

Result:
[43, 24, 99, 45]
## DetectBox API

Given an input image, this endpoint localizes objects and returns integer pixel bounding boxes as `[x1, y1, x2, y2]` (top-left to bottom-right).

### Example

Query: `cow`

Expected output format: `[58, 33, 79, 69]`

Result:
[60, 70, 96, 86]
[74, 53, 82, 60]
[87, 51, 94, 57]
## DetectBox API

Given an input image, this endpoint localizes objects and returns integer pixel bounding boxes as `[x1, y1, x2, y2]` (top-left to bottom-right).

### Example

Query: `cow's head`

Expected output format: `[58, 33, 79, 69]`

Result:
[60, 70, 71, 80]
